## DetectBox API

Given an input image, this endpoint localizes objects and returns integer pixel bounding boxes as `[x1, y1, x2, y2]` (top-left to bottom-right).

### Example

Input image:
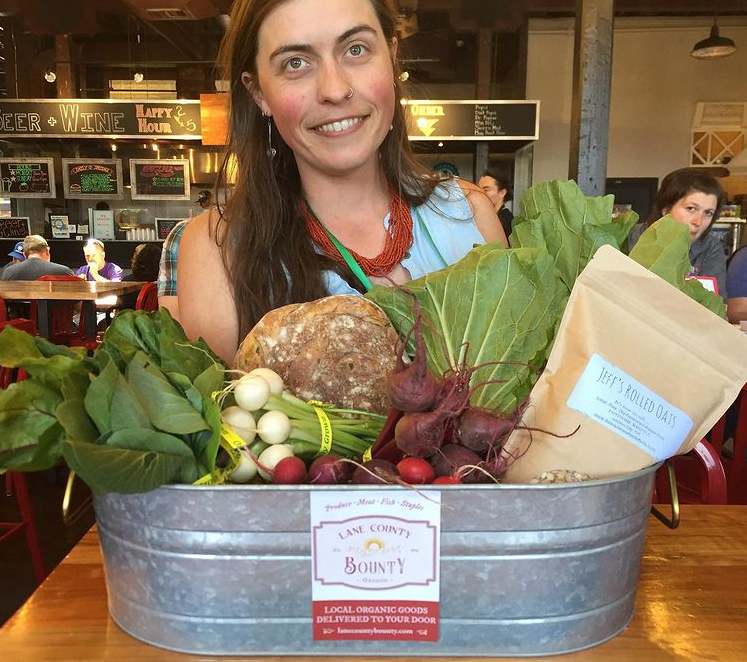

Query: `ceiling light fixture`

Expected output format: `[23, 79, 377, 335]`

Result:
[133, 70, 144, 83]
[691, 17, 737, 60]
[43, 67, 56, 83]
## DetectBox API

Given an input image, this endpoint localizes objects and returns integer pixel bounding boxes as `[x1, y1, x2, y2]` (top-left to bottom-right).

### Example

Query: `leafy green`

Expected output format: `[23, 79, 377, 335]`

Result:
[628, 216, 727, 318]
[0, 309, 227, 494]
[62, 429, 195, 495]
[367, 244, 566, 413]
[512, 179, 639, 292]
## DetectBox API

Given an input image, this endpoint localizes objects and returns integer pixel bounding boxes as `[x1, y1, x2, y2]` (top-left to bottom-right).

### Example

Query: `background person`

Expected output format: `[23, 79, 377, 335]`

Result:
[478, 168, 514, 240]
[157, 219, 190, 321]
[119, 243, 162, 310]
[178, 0, 506, 365]
[629, 168, 726, 297]
[1, 235, 74, 281]
[75, 239, 123, 282]
[726, 246, 747, 323]
[195, 189, 213, 210]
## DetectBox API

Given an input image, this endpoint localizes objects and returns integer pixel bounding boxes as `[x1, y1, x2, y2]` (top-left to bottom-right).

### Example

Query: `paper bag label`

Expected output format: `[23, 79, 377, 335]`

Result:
[567, 353, 693, 461]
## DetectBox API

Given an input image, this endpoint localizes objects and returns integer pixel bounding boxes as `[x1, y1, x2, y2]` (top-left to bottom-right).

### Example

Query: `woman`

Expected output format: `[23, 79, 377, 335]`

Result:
[178, 0, 506, 364]
[630, 168, 726, 297]
[478, 169, 513, 240]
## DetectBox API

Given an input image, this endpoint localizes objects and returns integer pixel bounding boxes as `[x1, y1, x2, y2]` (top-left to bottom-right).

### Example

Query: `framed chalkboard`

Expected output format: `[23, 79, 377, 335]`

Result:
[62, 158, 123, 199]
[0, 216, 30, 239]
[156, 217, 183, 240]
[130, 159, 190, 201]
[0, 157, 55, 198]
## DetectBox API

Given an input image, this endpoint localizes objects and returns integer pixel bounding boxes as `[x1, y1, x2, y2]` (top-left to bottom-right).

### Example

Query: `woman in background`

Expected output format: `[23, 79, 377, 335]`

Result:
[119, 242, 162, 310]
[630, 168, 726, 297]
[478, 168, 513, 240]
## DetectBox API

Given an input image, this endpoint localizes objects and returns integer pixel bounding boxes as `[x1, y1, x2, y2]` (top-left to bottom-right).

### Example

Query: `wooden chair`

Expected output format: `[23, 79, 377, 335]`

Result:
[30, 275, 99, 351]
[135, 281, 158, 311]
[707, 384, 747, 504]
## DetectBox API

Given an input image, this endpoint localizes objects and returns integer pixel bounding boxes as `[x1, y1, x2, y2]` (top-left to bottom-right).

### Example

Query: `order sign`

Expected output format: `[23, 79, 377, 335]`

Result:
[310, 490, 441, 642]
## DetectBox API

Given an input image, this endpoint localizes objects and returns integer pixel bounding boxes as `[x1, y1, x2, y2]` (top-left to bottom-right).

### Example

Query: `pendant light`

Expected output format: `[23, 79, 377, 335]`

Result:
[691, 17, 737, 60]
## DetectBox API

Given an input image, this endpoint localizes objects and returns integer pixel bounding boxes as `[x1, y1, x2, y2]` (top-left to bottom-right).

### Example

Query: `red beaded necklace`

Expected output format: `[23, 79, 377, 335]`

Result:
[303, 191, 414, 277]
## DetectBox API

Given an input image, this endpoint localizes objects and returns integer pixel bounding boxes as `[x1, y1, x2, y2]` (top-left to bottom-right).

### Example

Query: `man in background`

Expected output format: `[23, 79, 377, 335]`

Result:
[1, 235, 74, 281]
[75, 238, 123, 282]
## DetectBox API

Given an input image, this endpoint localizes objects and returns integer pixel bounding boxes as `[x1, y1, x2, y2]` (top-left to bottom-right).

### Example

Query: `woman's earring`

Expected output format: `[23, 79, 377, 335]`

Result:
[263, 111, 277, 159]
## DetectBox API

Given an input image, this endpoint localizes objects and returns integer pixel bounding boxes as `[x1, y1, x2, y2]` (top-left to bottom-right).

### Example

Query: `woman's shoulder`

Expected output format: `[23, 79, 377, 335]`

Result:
[181, 208, 224, 247]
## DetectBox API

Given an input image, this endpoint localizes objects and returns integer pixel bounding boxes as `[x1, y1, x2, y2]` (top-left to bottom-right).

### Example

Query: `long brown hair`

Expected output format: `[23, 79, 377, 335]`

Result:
[214, 0, 441, 340]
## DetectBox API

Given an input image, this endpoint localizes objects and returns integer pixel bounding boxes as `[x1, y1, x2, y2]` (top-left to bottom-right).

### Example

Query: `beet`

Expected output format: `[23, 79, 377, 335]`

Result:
[308, 454, 352, 484]
[394, 411, 447, 458]
[350, 459, 398, 485]
[458, 407, 515, 453]
[431, 444, 483, 478]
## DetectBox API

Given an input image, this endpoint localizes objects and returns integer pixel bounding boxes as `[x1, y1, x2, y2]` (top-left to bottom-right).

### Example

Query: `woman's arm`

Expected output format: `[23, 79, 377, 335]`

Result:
[178, 210, 240, 365]
[457, 178, 508, 246]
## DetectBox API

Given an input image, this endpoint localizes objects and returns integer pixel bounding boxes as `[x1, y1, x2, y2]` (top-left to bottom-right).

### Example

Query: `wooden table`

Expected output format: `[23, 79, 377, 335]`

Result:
[1, 505, 745, 662]
[0, 281, 146, 339]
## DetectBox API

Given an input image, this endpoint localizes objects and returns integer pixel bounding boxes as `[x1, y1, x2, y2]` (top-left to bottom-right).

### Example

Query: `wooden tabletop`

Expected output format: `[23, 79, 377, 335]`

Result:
[0, 280, 146, 301]
[1, 505, 746, 662]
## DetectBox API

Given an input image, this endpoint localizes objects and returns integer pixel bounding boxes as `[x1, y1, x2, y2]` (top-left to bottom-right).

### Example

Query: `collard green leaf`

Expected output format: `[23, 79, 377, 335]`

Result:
[126, 352, 210, 434]
[0, 325, 42, 366]
[366, 243, 566, 413]
[62, 429, 194, 495]
[512, 179, 639, 292]
[629, 216, 727, 318]
[57, 397, 99, 445]
[198, 395, 223, 472]
[193, 363, 226, 400]
[83, 358, 118, 434]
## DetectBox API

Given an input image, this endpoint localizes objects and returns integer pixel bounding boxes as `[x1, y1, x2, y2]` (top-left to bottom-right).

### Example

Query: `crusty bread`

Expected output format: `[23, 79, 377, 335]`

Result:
[234, 295, 399, 414]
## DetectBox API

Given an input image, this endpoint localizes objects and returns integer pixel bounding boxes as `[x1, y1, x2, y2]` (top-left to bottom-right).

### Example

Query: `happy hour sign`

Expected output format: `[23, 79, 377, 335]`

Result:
[310, 490, 441, 642]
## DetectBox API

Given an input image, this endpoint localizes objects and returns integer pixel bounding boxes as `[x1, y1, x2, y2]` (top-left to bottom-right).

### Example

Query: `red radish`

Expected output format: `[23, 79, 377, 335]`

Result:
[433, 475, 461, 484]
[387, 294, 440, 413]
[272, 456, 308, 484]
[432, 444, 483, 478]
[308, 454, 352, 484]
[396, 457, 435, 485]
[458, 407, 515, 453]
[351, 459, 397, 485]
[394, 411, 448, 458]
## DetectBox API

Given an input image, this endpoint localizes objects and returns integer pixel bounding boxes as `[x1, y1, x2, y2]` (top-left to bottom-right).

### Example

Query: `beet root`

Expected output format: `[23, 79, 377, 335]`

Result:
[431, 444, 483, 479]
[308, 454, 352, 484]
[458, 407, 515, 454]
[394, 411, 447, 458]
[351, 459, 398, 485]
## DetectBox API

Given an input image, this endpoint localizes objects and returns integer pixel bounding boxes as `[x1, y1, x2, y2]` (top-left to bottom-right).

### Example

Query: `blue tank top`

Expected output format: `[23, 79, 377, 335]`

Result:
[322, 178, 484, 295]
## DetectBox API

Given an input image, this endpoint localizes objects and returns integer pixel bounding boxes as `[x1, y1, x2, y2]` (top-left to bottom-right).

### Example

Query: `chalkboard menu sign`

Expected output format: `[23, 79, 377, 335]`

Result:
[402, 100, 540, 141]
[156, 218, 183, 240]
[0, 216, 30, 238]
[62, 158, 123, 199]
[130, 159, 190, 201]
[0, 157, 55, 197]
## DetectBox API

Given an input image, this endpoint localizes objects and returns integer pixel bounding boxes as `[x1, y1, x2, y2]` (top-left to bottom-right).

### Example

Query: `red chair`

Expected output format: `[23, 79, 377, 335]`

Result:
[0, 318, 36, 388]
[135, 281, 158, 311]
[0, 294, 8, 323]
[653, 439, 728, 506]
[30, 275, 98, 351]
[707, 384, 747, 504]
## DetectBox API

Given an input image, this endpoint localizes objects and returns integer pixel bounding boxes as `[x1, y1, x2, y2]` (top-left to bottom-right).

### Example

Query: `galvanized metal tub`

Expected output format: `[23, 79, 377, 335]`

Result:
[93, 465, 656, 657]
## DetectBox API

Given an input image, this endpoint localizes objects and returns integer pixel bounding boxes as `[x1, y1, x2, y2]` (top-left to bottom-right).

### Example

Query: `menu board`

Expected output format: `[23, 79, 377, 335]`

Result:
[130, 159, 190, 201]
[0, 157, 55, 197]
[156, 218, 183, 240]
[0, 216, 30, 238]
[62, 158, 123, 199]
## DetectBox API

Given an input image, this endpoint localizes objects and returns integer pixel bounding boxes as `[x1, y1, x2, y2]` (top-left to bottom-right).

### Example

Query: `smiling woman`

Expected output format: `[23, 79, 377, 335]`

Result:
[177, 0, 507, 365]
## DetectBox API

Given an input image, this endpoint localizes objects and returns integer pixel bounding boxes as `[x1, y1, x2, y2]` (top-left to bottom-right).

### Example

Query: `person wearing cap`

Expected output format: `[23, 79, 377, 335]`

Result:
[195, 189, 213, 210]
[75, 238, 123, 282]
[6, 240, 26, 264]
[1, 235, 74, 281]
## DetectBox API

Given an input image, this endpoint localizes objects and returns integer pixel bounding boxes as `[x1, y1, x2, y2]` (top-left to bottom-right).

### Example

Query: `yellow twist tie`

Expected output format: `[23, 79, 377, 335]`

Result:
[221, 423, 248, 450]
[194, 469, 226, 485]
[309, 402, 333, 455]
[362, 446, 373, 463]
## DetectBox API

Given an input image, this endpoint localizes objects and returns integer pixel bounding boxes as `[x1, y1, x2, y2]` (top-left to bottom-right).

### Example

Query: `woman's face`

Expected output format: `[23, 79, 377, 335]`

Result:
[663, 191, 718, 243]
[248, 0, 397, 181]
[477, 175, 507, 211]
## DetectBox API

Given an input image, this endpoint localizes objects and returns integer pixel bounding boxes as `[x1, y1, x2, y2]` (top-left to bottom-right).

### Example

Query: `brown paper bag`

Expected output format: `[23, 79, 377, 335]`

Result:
[502, 244, 747, 483]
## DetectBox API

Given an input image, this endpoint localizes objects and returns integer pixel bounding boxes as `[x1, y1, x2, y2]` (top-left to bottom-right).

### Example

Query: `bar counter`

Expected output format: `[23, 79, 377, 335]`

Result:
[1, 505, 746, 661]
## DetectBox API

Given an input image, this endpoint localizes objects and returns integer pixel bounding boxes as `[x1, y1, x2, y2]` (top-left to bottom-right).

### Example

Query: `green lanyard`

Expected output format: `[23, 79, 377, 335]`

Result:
[304, 199, 374, 292]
